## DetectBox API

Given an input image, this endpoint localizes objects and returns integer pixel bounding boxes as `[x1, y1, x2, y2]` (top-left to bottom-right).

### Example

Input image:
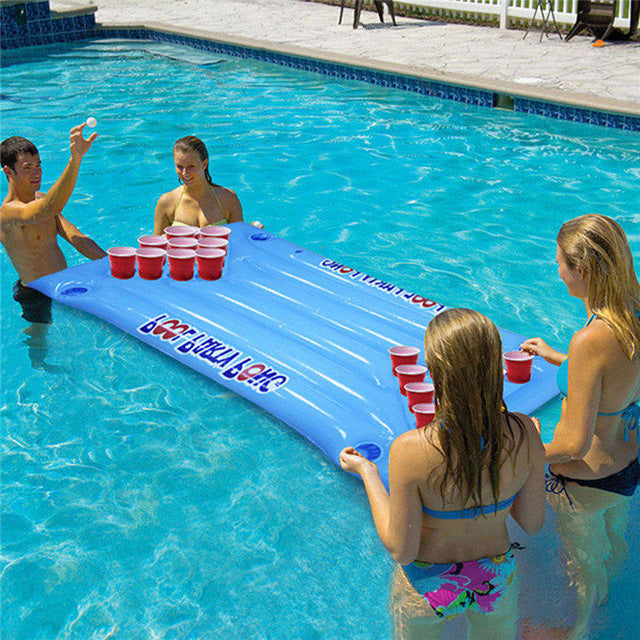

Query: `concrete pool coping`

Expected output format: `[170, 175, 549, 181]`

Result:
[97, 20, 640, 120]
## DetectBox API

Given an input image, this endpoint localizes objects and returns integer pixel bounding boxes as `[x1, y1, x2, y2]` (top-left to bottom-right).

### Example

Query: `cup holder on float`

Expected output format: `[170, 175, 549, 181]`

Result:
[57, 283, 90, 297]
[355, 442, 382, 462]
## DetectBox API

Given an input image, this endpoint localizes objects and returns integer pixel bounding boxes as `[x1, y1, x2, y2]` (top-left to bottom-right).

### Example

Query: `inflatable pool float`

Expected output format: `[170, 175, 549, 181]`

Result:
[30, 223, 559, 484]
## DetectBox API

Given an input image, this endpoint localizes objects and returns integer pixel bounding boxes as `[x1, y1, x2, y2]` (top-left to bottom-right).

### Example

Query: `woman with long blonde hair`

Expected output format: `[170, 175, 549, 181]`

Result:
[341, 308, 545, 640]
[522, 213, 640, 639]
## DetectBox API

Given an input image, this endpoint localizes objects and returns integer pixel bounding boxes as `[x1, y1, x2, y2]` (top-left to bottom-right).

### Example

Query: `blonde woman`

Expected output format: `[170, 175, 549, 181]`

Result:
[522, 214, 640, 639]
[153, 136, 244, 235]
[340, 308, 545, 640]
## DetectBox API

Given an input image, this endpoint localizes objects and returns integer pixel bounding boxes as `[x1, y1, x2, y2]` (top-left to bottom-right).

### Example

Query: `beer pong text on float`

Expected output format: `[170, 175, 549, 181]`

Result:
[108, 247, 136, 279]
[504, 351, 534, 384]
[388, 346, 420, 376]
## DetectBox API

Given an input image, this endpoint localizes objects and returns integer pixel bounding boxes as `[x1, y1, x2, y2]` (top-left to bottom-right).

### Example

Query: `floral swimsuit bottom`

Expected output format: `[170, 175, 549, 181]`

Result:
[402, 547, 517, 621]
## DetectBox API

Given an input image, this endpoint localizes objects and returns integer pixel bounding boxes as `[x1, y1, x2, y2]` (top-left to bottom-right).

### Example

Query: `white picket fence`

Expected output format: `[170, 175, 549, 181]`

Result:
[397, 0, 632, 29]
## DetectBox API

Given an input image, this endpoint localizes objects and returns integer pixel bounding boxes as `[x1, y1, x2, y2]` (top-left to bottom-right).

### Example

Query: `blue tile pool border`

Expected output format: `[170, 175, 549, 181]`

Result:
[97, 28, 640, 133]
[1, 1, 97, 48]
[82, 27, 494, 110]
[2, 8, 638, 132]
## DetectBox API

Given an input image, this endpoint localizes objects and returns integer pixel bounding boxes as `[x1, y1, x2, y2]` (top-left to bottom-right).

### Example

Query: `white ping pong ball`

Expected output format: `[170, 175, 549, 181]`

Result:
[86, 117, 97, 128]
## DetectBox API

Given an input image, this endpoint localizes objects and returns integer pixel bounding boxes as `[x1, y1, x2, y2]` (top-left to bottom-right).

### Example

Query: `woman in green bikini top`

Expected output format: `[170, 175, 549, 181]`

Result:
[153, 135, 244, 235]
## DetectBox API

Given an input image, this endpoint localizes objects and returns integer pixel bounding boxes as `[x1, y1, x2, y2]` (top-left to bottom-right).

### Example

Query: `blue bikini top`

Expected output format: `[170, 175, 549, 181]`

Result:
[556, 313, 640, 442]
[422, 493, 517, 520]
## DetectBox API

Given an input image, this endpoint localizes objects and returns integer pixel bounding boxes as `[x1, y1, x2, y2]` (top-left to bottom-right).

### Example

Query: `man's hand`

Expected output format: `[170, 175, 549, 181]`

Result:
[70, 123, 97, 161]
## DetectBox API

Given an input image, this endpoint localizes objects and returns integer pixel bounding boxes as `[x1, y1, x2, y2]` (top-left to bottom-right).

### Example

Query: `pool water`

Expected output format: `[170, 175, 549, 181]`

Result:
[1, 40, 640, 640]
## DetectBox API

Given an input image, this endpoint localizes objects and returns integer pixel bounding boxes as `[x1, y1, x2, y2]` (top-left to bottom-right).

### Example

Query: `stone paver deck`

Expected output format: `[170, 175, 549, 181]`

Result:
[64, 0, 640, 111]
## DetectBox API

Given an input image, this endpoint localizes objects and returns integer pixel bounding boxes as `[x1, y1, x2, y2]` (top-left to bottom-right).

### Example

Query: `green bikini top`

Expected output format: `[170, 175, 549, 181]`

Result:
[172, 185, 228, 226]
[556, 313, 640, 441]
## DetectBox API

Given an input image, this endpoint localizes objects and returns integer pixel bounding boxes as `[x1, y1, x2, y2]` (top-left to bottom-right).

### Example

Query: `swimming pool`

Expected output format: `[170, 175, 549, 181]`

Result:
[1, 39, 639, 640]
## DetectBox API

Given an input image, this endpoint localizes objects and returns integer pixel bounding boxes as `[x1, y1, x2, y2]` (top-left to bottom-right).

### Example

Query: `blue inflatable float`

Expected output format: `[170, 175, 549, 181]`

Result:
[30, 223, 558, 484]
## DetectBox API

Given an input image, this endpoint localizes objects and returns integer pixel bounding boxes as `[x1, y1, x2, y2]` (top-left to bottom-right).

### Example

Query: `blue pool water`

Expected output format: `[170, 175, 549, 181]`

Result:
[1, 40, 640, 640]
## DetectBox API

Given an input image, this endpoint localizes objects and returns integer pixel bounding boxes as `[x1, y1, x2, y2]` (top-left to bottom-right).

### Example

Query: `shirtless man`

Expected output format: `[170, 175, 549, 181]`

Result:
[1, 125, 106, 365]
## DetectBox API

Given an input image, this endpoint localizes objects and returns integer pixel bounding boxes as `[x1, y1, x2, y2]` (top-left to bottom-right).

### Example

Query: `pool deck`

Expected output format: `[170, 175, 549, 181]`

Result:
[74, 0, 640, 115]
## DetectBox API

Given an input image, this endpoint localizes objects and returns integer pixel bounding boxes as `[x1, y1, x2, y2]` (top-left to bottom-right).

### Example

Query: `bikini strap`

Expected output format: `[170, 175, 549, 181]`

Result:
[422, 493, 517, 519]
[171, 186, 185, 218]
[599, 401, 640, 441]
[582, 313, 639, 442]
[622, 403, 640, 442]
[210, 185, 225, 219]
[545, 470, 575, 509]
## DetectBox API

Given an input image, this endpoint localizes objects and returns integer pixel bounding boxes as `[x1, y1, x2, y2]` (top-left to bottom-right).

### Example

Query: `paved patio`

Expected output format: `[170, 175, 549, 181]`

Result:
[68, 0, 640, 111]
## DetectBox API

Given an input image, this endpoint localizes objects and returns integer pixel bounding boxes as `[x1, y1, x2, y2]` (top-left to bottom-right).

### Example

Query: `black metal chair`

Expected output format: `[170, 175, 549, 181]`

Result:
[523, 0, 563, 41]
[565, 0, 617, 41]
[339, 0, 397, 29]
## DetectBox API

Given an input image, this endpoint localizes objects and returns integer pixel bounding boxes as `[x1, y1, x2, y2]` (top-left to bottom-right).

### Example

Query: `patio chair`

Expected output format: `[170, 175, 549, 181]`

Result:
[599, 0, 639, 40]
[339, 0, 397, 29]
[565, 0, 617, 41]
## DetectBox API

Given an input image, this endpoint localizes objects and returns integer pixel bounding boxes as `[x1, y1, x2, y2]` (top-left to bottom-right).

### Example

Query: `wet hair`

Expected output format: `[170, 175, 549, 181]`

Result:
[172, 135, 213, 186]
[557, 214, 640, 360]
[423, 308, 526, 509]
[1, 136, 38, 175]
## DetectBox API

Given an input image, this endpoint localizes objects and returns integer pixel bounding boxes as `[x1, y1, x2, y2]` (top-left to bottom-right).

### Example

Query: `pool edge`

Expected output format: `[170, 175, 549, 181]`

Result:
[97, 21, 640, 130]
[137, 21, 640, 117]
[3, 10, 638, 130]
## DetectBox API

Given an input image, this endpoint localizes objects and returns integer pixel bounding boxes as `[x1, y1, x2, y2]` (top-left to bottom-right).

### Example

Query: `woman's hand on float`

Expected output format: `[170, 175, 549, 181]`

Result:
[520, 338, 566, 366]
[520, 337, 551, 357]
[339, 447, 378, 476]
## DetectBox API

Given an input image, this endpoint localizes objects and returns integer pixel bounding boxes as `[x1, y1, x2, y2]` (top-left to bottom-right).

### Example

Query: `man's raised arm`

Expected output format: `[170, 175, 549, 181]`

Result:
[3, 124, 96, 226]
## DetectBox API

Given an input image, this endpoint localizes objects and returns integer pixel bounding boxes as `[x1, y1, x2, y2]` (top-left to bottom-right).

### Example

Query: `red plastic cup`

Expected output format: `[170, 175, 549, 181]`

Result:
[405, 382, 435, 413]
[389, 346, 420, 376]
[138, 235, 168, 250]
[200, 225, 230, 240]
[135, 247, 165, 280]
[198, 236, 228, 253]
[395, 364, 427, 395]
[107, 247, 136, 279]
[414, 403, 436, 428]
[165, 225, 198, 239]
[504, 351, 534, 383]
[167, 248, 196, 281]
[168, 236, 198, 250]
[196, 248, 225, 280]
